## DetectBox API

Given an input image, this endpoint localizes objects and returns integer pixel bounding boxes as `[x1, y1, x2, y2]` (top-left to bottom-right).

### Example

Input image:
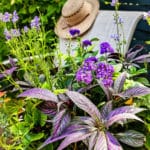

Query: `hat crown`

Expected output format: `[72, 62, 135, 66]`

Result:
[62, 0, 84, 17]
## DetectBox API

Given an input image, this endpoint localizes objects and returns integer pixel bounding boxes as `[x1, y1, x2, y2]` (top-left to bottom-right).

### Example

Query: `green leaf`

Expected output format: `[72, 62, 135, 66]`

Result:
[10, 122, 30, 136]
[33, 108, 47, 126]
[145, 41, 150, 45]
[136, 77, 149, 85]
[145, 133, 150, 150]
[25, 133, 44, 142]
[29, 5, 37, 14]
[19, 7, 27, 14]
[113, 64, 123, 72]
[117, 130, 145, 147]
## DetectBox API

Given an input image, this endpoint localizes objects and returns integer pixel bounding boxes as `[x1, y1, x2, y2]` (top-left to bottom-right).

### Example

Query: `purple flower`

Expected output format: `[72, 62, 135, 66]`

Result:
[96, 62, 114, 87]
[82, 40, 92, 47]
[69, 29, 80, 37]
[83, 57, 98, 71]
[143, 11, 150, 20]
[2, 12, 11, 22]
[102, 77, 114, 88]
[30, 16, 41, 30]
[12, 10, 19, 23]
[111, 0, 118, 6]
[4, 29, 12, 40]
[76, 68, 93, 84]
[23, 26, 29, 33]
[100, 42, 114, 54]
[114, 17, 123, 24]
[11, 29, 20, 37]
[111, 34, 120, 41]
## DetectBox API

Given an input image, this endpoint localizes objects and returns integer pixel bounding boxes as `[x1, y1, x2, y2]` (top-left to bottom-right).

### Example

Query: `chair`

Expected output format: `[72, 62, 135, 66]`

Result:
[59, 10, 144, 56]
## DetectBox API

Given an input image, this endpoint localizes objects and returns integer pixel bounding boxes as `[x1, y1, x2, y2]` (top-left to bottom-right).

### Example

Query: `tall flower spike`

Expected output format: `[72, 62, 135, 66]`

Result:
[12, 10, 19, 23]
[111, 0, 118, 6]
[2, 12, 11, 22]
[30, 16, 41, 30]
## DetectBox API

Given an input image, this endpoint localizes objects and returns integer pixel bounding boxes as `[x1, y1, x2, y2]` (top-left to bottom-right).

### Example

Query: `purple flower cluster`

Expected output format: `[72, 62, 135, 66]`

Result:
[30, 16, 41, 30]
[23, 26, 29, 33]
[4, 28, 20, 40]
[111, 0, 118, 6]
[12, 10, 19, 23]
[100, 42, 114, 54]
[2, 12, 11, 22]
[0, 11, 19, 23]
[111, 34, 120, 41]
[96, 63, 114, 87]
[76, 56, 114, 87]
[82, 40, 92, 47]
[69, 29, 80, 37]
[76, 69, 93, 84]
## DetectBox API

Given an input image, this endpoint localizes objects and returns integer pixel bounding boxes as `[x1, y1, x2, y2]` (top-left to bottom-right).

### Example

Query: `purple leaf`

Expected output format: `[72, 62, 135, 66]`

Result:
[0, 67, 17, 79]
[135, 58, 150, 63]
[52, 109, 71, 137]
[117, 130, 145, 147]
[88, 131, 98, 150]
[37, 101, 57, 116]
[126, 45, 143, 56]
[18, 88, 59, 102]
[94, 131, 107, 150]
[101, 101, 113, 119]
[5, 67, 17, 75]
[106, 132, 123, 150]
[97, 80, 112, 100]
[8, 56, 16, 67]
[66, 91, 101, 120]
[118, 86, 150, 98]
[114, 72, 126, 93]
[126, 45, 143, 60]
[106, 113, 143, 127]
[38, 124, 87, 150]
[57, 130, 92, 150]
[107, 106, 145, 120]
[74, 116, 95, 126]
[131, 54, 150, 62]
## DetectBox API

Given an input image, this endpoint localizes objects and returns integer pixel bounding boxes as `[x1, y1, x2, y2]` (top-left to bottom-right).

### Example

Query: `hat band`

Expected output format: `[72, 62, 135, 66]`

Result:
[63, 1, 92, 27]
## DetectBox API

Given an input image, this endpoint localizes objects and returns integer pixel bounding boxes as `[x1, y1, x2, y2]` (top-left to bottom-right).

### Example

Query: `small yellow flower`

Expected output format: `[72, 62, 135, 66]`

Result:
[125, 97, 133, 105]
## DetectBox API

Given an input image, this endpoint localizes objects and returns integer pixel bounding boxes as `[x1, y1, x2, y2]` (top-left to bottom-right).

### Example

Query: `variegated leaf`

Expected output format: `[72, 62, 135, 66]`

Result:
[57, 130, 92, 150]
[52, 109, 71, 137]
[114, 72, 126, 93]
[37, 101, 57, 116]
[97, 80, 112, 100]
[88, 131, 98, 150]
[126, 45, 141, 55]
[131, 54, 150, 62]
[101, 101, 113, 119]
[126, 45, 143, 60]
[106, 132, 123, 150]
[107, 106, 145, 120]
[18, 88, 59, 102]
[118, 86, 150, 98]
[94, 131, 107, 150]
[66, 91, 101, 120]
[38, 124, 86, 150]
[117, 130, 145, 147]
[106, 113, 143, 127]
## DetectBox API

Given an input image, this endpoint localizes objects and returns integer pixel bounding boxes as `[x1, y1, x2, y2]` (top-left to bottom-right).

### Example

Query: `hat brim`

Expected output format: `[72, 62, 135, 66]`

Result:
[55, 0, 100, 39]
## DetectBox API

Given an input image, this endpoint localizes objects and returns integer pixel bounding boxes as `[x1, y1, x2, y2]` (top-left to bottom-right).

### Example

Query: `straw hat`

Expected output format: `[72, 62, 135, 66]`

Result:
[55, 0, 99, 38]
